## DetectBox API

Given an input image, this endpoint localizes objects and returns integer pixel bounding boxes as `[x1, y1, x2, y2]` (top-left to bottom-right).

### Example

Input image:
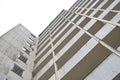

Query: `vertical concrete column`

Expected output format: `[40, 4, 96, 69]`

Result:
[49, 28, 60, 80]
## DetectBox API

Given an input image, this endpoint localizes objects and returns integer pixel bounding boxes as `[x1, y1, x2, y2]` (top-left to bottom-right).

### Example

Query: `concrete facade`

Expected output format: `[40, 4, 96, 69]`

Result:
[0, 24, 37, 80]
[0, 0, 120, 80]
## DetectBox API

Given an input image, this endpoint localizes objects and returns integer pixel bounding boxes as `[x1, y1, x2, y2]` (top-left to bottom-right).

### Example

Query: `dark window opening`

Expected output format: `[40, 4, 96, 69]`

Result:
[31, 33, 36, 38]
[22, 47, 30, 54]
[26, 41, 32, 47]
[29, 37, 34, 42]
[18, 54, 28, 63]
[12, 64, 24, 77]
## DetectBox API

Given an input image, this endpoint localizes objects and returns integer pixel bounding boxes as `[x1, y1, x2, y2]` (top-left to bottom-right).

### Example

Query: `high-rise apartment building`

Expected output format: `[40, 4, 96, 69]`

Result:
[0, 0, 120, 80]
[0, 24, 37, 80]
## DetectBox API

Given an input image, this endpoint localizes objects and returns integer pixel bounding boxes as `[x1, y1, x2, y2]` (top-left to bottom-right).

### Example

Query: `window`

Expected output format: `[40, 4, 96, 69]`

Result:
[29, 37, 34, 42]
[18, 54, 28, 63]
[31, 33, 36, 38]
[22, 47, 30, 54]
[26, 41, 32, 47]
[12, 64, 24, 77]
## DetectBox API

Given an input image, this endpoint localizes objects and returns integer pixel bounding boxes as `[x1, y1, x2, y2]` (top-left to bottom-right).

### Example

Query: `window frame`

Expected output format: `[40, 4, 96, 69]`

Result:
[18, 54, 28, 63]
[22, 47, 30, 55]
[12, 64, 24, 77]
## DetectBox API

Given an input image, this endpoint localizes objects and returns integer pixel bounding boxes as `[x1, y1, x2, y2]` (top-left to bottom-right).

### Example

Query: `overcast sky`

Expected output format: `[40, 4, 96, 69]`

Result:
[0, 0, 76, 37]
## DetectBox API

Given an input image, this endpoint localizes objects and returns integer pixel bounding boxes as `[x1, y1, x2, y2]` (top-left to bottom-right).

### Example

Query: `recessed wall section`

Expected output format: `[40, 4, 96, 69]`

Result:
[56, 33, 91, 69]
[54, 28, 80, 55]
[61, 43, 111, 80]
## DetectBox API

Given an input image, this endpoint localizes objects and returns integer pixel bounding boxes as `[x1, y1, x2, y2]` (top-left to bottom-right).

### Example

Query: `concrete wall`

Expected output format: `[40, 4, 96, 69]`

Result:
[0, 24, 37, 80]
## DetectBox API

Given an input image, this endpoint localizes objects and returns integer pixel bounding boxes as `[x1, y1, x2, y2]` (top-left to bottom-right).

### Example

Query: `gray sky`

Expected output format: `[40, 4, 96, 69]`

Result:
[0, 0, 76, 36]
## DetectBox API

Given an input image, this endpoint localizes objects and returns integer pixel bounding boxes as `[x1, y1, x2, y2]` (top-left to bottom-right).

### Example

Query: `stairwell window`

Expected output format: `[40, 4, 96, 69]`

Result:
[31, 33, 36, 38]
[12, 64, 24, 77]
[18, 54, 28, 63]
[26, 41, 32, 47]
[29, 37, 34, 42]
[22, 47, 30, 55]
